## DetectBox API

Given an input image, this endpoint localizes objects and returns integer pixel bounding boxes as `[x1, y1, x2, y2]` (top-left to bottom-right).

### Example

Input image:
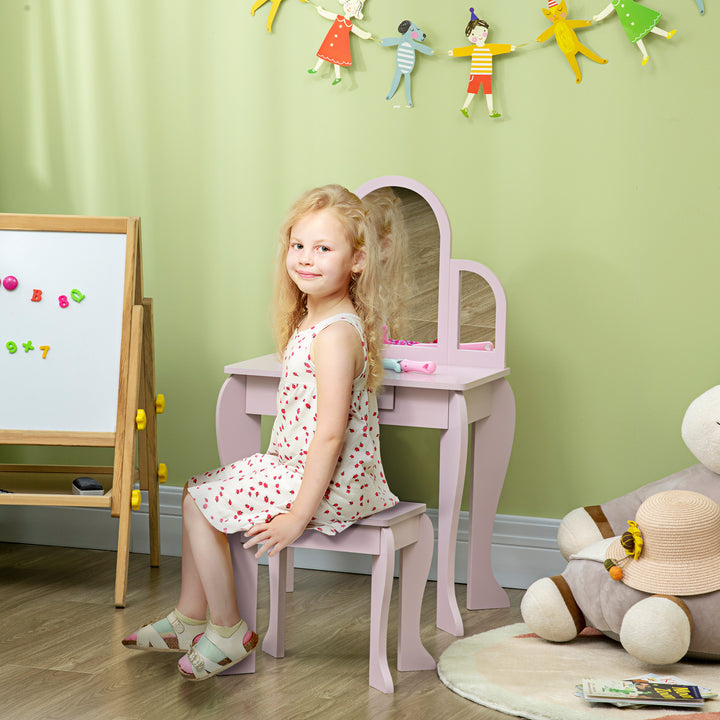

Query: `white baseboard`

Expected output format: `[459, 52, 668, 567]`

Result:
[0, 485, 567, 589]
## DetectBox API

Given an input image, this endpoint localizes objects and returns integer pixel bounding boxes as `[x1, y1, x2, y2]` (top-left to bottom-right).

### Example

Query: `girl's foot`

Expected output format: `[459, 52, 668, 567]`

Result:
[641, 55, 649, 65]
[667, 29, 676, 38]
[122, 610, 206, 652]
[460, 108, 469, 118]
[332, 77, 342, 86]
[307, 68, 317, 74]
[178, 620, 258, 680]
[489, 111, 501, 118]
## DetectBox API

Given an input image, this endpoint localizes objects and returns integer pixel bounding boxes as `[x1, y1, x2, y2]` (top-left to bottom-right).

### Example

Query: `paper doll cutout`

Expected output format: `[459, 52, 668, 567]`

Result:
[250, 0, 286, 32]
[307, 0, 372, 86]
[448, 8, 517, 119]
[379, 20, 434, 107]
[593, 0, 676, 65]
[536, 0, 607, 83]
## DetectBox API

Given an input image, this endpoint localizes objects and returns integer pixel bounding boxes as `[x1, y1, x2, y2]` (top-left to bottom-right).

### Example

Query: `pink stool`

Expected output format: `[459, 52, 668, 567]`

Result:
[228, 502, 436, 693]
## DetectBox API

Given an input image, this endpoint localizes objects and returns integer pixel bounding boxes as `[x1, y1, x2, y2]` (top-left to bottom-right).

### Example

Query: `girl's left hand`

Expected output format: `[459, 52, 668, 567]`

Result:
[243, 512, 307, 558]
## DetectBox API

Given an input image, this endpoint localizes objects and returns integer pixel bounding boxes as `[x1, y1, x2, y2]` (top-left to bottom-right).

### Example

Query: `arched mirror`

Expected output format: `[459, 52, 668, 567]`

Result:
[355, 176, 507, 370]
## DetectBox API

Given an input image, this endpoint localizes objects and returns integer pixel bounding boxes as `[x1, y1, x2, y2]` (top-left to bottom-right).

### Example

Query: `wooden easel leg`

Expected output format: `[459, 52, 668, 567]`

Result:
[114, 305, 144, 608]
[139, 297, 160, 568]
[115, 490, 133, 608]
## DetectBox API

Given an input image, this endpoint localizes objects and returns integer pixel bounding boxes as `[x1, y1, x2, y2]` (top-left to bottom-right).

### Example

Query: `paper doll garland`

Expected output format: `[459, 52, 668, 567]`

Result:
[246, 1, 694, 113]
[536, 0, 607, 84]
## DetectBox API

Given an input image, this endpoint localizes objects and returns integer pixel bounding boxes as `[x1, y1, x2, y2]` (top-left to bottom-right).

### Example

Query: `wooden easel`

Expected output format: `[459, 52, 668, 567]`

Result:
[0, 214, 162, 607]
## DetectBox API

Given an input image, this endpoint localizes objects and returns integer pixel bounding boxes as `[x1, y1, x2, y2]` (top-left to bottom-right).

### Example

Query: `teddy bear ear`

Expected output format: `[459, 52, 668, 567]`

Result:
[681, 385, 720, 474]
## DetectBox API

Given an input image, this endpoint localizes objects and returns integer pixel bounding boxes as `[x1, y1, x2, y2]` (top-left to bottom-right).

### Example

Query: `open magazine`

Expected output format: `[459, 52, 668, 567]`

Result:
[578, 674, 716, 708]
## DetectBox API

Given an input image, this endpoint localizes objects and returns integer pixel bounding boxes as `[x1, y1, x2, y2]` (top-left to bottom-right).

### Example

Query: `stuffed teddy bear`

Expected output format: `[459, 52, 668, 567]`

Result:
[557, 384, 720, 561]
[520, 386, 720, 665]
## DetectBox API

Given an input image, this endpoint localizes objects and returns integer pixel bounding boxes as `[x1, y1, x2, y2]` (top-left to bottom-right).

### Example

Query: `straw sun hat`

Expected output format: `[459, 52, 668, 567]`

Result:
[604, 490, 720, 596]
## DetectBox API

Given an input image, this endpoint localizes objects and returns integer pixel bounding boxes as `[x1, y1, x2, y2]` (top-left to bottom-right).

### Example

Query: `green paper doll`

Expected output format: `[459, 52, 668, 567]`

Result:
[593, 0, 676, 65]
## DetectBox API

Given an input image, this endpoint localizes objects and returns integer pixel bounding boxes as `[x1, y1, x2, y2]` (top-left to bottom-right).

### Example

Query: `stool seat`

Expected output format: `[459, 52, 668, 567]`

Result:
[229, 501, 436, 693]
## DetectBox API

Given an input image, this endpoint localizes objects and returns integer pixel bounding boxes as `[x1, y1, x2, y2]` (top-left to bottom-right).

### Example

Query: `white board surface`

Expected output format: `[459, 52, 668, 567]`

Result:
[0, 229, 127, 433]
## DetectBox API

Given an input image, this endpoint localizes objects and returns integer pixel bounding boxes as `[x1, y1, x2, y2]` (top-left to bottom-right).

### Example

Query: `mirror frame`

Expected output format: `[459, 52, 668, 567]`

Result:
[355, 175, 507, 371]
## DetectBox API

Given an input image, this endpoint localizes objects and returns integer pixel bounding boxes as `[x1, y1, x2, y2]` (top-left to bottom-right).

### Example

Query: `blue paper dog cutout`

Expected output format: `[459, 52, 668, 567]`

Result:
[379, 20, 434, 107]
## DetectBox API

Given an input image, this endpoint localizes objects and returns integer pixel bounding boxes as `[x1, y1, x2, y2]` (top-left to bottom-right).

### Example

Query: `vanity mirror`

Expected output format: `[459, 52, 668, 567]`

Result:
[355, 176, 507, 370]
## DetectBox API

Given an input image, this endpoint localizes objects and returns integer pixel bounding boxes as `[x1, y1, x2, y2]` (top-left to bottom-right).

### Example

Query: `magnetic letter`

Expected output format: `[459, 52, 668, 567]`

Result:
[22, 340, 34, 353]
[6, 341, 17, 354]
[39, 345, 50, 358]
[71, 289, 85, 303]
[58, 295, 69, 308]
[31, 289, 43, 302]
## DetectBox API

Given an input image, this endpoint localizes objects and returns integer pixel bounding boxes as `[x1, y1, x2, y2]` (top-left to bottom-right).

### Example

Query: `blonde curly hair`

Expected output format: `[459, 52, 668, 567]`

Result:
[272, 184, 385, 391]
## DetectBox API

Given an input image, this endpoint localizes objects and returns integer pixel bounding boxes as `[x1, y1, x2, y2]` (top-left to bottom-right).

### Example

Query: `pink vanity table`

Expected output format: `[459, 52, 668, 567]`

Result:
[217, 177, 515, 673]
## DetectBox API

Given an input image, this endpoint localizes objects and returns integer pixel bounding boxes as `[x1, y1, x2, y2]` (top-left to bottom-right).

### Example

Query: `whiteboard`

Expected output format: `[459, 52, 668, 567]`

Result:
[0, 229, 128, 433]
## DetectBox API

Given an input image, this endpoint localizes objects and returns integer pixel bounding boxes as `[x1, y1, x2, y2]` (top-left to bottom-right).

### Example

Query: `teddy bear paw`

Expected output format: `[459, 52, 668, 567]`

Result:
[521, 576, 585, 642]
[557, 507, 606, 560]
[620, 595, 692, 664]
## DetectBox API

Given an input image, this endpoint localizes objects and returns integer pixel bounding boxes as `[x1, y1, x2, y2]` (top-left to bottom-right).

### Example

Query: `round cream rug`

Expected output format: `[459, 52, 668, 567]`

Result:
[438, 623, 720, 720]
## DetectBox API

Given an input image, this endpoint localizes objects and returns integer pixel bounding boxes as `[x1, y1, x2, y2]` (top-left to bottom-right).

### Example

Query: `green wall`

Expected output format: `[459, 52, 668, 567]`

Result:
[1, 0, 717, 519]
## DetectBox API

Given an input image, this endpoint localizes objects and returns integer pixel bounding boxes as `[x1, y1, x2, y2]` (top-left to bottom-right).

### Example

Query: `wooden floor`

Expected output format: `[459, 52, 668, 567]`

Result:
[1, 542, 525, 720]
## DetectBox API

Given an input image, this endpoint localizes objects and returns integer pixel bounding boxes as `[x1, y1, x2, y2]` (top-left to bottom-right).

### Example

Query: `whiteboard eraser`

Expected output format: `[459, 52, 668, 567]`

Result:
[72, 477, 104, 495]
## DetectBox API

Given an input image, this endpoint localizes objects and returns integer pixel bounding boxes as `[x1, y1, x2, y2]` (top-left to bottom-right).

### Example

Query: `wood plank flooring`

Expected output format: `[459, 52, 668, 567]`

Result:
[1, 542, 524, 720]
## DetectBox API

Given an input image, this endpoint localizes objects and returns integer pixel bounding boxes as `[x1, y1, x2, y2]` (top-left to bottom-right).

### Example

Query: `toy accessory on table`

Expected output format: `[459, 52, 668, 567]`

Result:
[383, 358, 437, 374]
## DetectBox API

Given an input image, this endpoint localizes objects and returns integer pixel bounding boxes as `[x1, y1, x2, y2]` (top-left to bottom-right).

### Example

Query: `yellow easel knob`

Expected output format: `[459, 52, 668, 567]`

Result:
[158, 462, 168, 483]
[155, 393, 165, 414]
[131, 488, 142, 510]
[136, 409, 147, 430]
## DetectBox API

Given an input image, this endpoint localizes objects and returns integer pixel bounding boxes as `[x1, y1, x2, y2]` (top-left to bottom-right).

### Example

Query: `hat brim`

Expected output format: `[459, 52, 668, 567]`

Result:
[606, 536, 720, 596]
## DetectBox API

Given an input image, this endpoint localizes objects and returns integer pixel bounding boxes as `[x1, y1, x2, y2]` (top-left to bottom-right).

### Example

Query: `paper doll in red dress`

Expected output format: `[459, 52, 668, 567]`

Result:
[308, 0, 372, 86]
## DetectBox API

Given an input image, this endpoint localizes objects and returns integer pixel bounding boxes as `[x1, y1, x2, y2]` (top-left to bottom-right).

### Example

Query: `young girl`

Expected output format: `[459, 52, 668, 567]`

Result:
[122, 184, 398, 680]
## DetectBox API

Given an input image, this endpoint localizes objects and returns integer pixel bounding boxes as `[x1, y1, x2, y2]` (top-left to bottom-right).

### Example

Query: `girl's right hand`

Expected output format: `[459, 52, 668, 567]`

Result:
[243, 512, 307, 558]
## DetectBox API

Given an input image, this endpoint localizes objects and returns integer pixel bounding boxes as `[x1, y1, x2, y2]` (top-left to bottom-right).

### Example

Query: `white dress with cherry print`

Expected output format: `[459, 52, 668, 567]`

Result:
[187, 313, 398, 536]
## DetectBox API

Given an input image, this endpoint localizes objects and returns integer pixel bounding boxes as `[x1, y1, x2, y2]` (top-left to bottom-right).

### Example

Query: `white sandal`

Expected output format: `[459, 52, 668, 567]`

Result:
[122, 610, 206, 652]
[177, 621, 258, 680]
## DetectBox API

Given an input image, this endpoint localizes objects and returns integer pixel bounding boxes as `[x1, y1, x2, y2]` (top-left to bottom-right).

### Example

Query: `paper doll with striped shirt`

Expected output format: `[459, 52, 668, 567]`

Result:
[448, 8, 516, 119]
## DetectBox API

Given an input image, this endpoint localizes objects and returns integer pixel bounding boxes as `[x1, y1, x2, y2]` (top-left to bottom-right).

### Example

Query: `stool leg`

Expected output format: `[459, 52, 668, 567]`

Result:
[398, 513, 436, 672]
[286, 547, 295, 593]
[262, 549, 287, 658]
[222, 535, 258, 674]
[369, 527, 395, 693]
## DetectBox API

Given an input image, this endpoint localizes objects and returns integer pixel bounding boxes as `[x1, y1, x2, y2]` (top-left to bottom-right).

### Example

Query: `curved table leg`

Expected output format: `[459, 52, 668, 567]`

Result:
[467, 378, 515, 610]
[437, 391, 468, 636]
[216, 375, 262, 465]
